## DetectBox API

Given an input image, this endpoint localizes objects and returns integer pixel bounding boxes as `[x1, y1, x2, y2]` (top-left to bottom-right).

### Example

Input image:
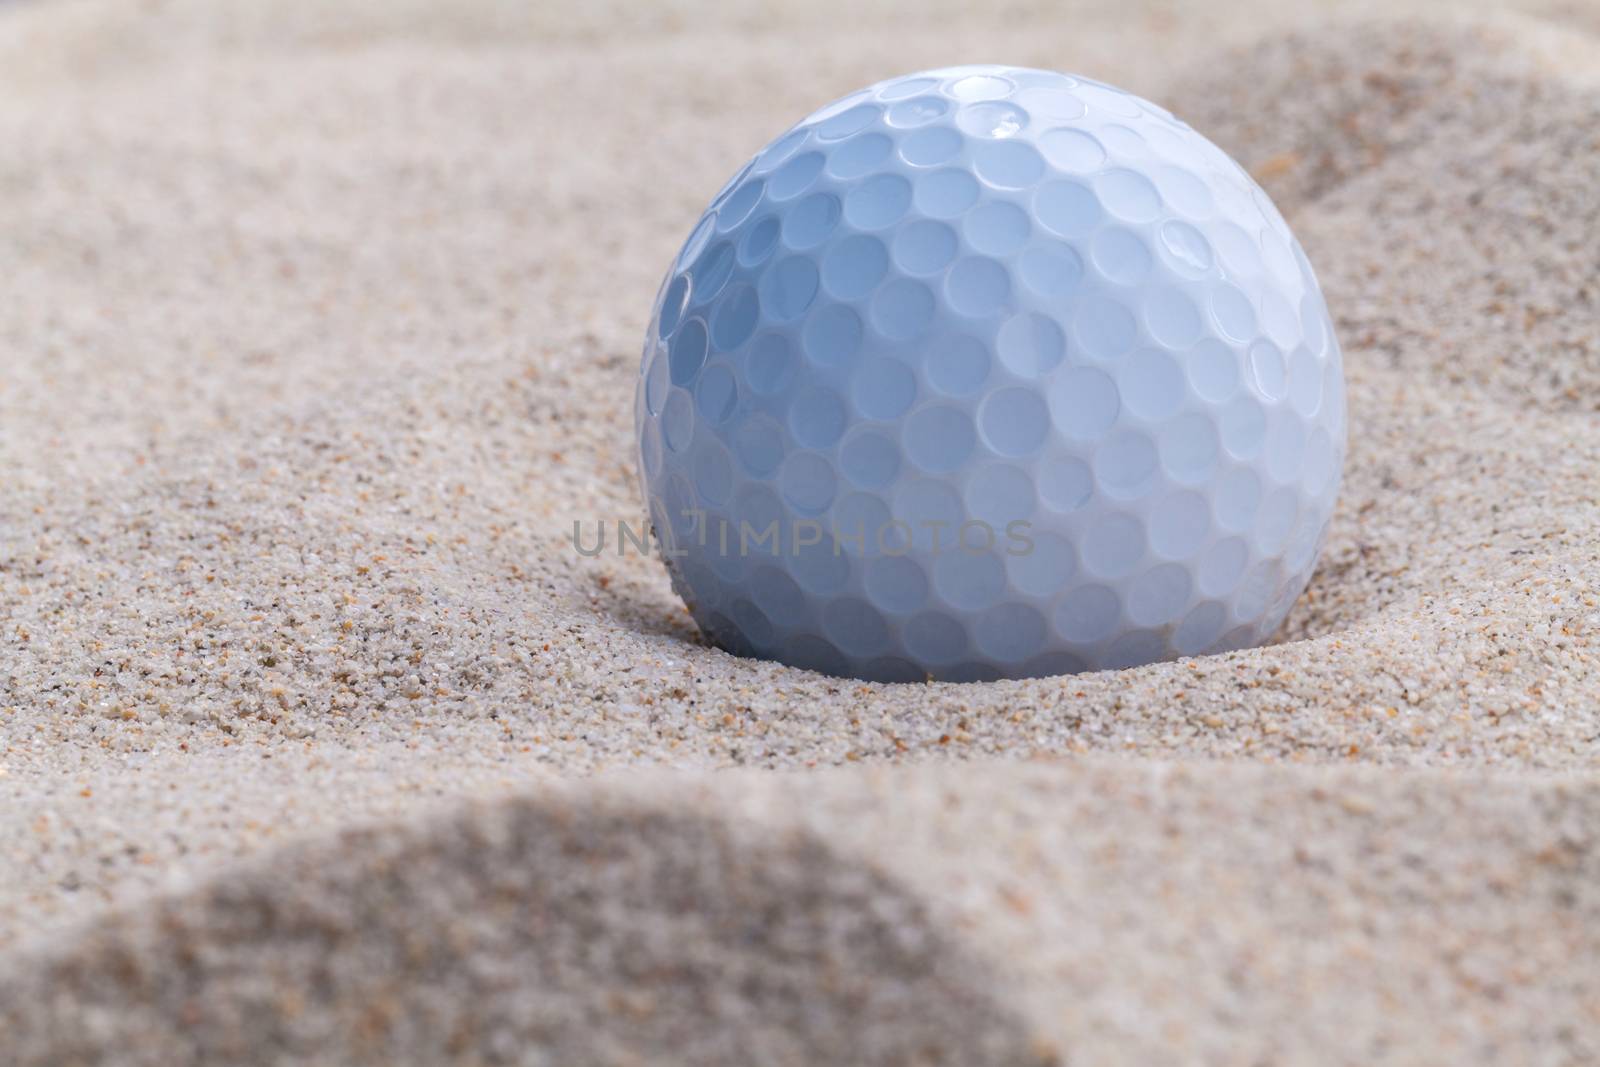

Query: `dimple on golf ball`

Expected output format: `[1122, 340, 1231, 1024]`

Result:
[635, 65, 1345, 683]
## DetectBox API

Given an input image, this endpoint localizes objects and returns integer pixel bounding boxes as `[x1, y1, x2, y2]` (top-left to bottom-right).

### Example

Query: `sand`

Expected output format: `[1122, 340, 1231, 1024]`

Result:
[1, 0, 1597, 1062]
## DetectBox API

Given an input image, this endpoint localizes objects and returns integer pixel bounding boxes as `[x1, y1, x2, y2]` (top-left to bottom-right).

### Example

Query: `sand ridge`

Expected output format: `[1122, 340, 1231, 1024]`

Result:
[2, 1, 1599, 1062]
[3, 760, 1597, 1064]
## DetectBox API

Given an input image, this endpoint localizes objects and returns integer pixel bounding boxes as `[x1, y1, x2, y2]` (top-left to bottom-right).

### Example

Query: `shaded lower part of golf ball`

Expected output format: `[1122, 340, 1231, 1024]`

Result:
[635, 64, 1345, 683]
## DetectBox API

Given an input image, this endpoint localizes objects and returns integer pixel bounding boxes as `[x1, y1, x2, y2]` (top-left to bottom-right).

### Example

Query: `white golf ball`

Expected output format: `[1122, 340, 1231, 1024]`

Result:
[636, 65, 1345, 682]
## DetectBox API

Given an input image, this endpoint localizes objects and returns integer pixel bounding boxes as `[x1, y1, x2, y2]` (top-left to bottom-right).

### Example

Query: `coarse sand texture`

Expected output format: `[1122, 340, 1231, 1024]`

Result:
[1, 1, 1598, 1064]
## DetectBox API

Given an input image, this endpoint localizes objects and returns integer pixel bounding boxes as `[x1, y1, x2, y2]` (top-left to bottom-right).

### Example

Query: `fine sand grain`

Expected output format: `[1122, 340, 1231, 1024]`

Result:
[1, 1, 1598, 1063]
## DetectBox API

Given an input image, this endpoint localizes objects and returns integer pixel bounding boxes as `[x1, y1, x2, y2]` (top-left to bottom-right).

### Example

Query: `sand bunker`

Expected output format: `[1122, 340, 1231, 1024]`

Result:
[1, 2, 1597, 1063]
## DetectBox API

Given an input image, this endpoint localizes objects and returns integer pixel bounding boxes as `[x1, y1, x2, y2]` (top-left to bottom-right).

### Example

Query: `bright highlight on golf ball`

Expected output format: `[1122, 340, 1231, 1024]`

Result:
[636, 65, 1346, 682]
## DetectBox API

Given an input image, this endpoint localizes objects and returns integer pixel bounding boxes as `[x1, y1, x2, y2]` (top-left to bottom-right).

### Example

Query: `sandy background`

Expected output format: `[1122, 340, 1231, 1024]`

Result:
[1, 0, 1598, 1062]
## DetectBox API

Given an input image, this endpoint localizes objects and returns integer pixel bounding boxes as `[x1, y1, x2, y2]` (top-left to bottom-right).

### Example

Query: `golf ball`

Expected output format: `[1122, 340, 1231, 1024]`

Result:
[636, 65, 1345, 682]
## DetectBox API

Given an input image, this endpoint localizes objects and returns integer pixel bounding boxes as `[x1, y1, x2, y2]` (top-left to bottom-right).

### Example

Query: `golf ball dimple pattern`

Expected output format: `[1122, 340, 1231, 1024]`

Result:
[637, 65, 1346, 682]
